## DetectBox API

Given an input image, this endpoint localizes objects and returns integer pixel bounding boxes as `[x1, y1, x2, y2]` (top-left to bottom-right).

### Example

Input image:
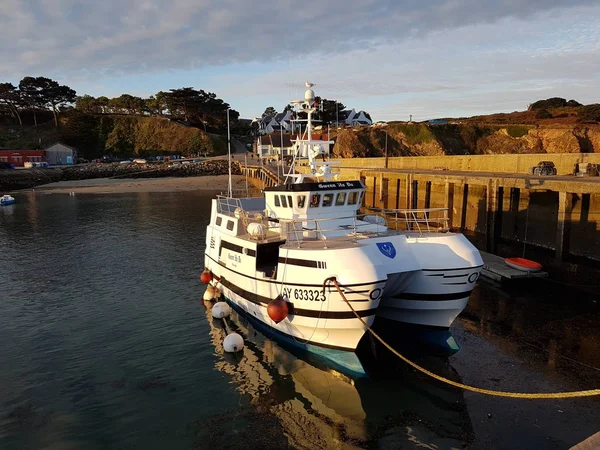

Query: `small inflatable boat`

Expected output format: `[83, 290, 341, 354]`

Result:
[504, 257, 542, 272]
[0, 195, 15, 206]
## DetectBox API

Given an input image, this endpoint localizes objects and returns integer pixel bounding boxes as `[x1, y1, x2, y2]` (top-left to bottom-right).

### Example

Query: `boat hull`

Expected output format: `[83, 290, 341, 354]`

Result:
[377, 233, 483, 328]
[211, 272, 377, 352]
[224, 297, 369, 377]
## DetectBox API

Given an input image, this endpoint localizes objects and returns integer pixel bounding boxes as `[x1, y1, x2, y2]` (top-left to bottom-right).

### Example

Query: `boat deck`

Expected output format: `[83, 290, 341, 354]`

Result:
[480, 251, 548, 281]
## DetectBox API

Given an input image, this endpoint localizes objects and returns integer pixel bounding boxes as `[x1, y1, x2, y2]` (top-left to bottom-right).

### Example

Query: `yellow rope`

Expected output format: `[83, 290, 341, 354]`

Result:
[324, 277, 600, 399]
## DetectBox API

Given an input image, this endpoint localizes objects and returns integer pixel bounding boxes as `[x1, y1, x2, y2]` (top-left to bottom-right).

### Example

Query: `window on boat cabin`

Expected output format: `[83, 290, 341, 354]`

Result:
[309, 194, 321, 208]
[226, 220, 235, 231]
[274, 195, 281, 207]
[297, 195, 306, 208]
[335, 192, 346, 206]
[358, 191, 364, 205]
[287, 196, 293, 207]
[215, 216, 222, 226]
[322, 193, 334, 207]
[348, 191, 358, 205]
[281, 195, 288, 208]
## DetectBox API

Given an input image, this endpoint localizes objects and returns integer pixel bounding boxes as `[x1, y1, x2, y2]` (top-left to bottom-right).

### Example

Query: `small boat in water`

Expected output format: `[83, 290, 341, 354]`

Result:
[504, 257, 542, 272]
[0, 195, 15, 206]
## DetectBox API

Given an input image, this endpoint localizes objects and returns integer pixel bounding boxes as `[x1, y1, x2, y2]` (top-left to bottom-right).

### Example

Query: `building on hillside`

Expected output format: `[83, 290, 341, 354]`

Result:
[429, 119, 448, 125]
[44, 142, 78, 165]
[342, 109, 372, 126]
[257, 111, 292, 135]
[270, 133, 293, 157]
[0, 150, 46, 167]
[254, 135, 273, 157]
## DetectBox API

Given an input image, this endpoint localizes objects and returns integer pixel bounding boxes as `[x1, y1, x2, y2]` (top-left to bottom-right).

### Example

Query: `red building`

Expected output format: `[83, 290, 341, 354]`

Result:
[0, 150, 46, 167]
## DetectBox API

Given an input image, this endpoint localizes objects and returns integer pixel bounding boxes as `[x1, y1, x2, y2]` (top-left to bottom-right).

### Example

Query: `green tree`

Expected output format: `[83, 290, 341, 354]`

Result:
[18, 76, 48, 127]
[75, 94, 98, 113]
[319, 98, 345, 125]
[262, 106, 277, 117]
[96, 96, 109, 113]
[0, 82, 23, 128]
[18, 76, 75, 127]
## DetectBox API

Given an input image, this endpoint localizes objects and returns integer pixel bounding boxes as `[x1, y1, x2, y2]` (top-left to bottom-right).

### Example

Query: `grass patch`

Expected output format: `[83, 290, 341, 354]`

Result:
[506, 125, 531, 138]
[391, 123, 435, 145]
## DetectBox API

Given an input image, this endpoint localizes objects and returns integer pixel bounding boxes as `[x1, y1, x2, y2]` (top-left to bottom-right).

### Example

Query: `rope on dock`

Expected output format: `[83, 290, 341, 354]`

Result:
[323, 276, 600, 399]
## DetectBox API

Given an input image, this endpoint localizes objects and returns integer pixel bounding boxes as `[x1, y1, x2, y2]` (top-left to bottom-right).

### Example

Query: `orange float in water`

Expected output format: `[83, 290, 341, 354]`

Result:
[504, 257, 543, 272]
[267, 295, 289, 324]
[200, 269, 213, 284]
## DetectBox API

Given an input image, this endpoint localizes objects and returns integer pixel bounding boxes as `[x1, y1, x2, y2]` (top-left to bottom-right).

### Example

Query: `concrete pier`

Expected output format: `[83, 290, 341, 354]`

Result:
[265, 154, 600, 270]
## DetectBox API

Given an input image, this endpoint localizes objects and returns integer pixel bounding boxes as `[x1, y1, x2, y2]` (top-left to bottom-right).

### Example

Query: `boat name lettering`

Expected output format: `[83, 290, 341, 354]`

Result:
[283, 287, 326, 302]
[228, 253, 241, 263]
[317, 182, 357, 189]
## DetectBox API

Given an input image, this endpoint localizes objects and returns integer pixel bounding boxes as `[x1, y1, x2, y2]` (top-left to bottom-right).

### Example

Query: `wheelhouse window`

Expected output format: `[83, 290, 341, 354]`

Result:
[287, 196, 293, 208]
[309, 194, 321, 208]
[281, 195, 288, 208]
[335, 192, 346, 206]
[348, 191, 358, 205]
[322, 194, 334, 207]
[297, 195, 306, 208]
[274, 195, 281, 207]
[226, 220, 235, 231]
[216, 216, 222, 226]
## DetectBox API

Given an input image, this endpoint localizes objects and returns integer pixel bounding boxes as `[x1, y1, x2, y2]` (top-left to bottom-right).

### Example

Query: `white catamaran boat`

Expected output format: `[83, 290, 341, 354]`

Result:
[203, 83, 483, 374]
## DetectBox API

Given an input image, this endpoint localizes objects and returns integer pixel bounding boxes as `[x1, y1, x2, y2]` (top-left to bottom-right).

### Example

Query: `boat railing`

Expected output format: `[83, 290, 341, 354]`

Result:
[216, 195, 245, 216]
[279, 215, 386, 247]
[362, 207, 450, 234]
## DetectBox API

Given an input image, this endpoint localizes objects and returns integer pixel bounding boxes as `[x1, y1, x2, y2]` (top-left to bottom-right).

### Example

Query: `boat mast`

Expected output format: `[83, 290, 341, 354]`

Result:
[227, 108, 232, 197]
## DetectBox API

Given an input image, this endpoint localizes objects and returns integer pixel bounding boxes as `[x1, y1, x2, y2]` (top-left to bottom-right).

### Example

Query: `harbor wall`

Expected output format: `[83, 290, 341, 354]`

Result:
[281, 156, 600, 281]
[326, 153, 600, 176]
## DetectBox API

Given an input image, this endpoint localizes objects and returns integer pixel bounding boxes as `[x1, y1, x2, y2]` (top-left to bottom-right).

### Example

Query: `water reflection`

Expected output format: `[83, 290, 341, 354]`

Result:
[461, 283, 600, 381]
[200, 299, 473, 449]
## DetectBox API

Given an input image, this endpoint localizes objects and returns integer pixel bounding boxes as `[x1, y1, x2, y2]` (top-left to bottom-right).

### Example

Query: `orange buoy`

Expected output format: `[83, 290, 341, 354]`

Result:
[267, 295, 289, 324]
[200, 269, 213, 284]
[504, 257, 543, 272]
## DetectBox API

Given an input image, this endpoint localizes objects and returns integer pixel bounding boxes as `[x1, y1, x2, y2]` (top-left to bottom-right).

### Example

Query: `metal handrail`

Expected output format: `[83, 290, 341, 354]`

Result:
[216, 195, 245, 216]
[363, 207, 449, 234]
[216, 198, 450, 245]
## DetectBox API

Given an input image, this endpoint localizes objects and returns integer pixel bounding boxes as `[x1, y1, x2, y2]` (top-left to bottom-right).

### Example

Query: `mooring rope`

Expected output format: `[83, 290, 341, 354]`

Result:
[322, 276, 600, 399]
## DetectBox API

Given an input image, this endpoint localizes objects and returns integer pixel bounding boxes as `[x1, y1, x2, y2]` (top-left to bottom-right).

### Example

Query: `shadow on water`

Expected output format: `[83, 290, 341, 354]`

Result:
[198, 299, 474, 449]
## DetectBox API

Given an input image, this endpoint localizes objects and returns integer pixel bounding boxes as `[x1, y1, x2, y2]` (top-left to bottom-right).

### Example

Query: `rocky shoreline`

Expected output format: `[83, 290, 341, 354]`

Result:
[0, 160, 241, 191]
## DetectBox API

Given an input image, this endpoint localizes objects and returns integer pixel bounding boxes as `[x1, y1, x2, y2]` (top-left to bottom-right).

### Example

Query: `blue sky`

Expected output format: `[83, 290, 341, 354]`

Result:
[1, 0, 599, 121]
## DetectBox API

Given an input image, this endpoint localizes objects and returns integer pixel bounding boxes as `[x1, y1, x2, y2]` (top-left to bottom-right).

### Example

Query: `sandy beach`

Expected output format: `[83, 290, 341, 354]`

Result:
[32, 175, 251, 194]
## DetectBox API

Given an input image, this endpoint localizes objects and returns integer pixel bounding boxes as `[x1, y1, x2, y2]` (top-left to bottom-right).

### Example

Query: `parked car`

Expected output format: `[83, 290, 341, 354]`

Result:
[530, 161, 557, 176]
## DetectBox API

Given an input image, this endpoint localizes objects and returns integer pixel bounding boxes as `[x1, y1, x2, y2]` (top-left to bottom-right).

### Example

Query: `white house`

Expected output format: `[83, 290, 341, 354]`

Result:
[336, 109, 372, 126]
[254, 133, 294, 157]
[258, 111, 292, 134]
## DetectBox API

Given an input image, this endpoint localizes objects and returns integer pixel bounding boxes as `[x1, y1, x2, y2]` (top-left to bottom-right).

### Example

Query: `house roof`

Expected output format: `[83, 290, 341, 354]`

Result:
[274, 112, 290, 122]
[269, 133, 293, 148]
[44, 142, 78, 151]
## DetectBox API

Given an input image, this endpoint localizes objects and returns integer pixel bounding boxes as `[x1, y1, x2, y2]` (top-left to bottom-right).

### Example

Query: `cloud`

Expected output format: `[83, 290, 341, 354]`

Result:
[0, 0, 597, 78]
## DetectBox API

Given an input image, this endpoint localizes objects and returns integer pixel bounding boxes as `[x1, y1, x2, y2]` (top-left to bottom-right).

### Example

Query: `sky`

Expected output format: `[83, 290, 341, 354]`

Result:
[1, 0, 599, 121]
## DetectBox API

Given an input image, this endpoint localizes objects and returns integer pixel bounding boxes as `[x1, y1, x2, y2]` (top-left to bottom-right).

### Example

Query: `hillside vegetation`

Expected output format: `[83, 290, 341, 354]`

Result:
[331, 97, 600, 157]
[332, 123, 600, 157]
[0, 112, 227, 159]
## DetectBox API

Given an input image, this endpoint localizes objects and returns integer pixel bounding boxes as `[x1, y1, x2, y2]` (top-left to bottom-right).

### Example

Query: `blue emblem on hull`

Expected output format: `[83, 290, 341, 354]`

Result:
[376, 242, 396, 259]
